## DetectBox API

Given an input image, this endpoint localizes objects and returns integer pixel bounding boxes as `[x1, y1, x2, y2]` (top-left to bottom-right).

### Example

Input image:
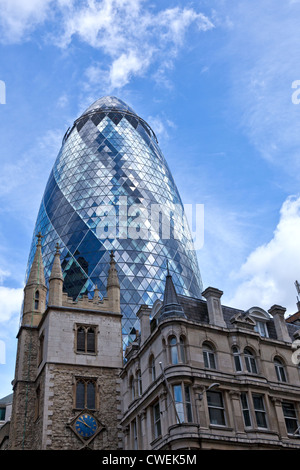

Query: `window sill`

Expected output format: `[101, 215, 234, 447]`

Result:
[75, 351, 97, 356]
[209, 424, 233, 431]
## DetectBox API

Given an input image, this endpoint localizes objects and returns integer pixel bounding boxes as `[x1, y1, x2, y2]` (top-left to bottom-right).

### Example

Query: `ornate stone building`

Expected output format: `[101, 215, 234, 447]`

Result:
[3, 235, 300, 450]
[8, 234, 123, 450]
[121, 271, 300, 450]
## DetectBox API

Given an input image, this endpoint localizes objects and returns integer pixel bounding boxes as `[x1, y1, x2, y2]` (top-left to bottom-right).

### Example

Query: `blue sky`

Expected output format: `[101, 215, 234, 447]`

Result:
[1, 0, 300, 397]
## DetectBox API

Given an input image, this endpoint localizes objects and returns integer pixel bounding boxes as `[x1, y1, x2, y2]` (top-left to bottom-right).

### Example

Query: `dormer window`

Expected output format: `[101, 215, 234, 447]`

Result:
[254, 320, 268, 337]
[246, 307, 270, 338]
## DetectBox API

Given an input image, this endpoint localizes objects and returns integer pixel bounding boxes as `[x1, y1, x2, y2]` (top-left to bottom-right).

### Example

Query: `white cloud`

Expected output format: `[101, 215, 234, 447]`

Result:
[0, 0, 214, 89]
[0, 286, 23, 324]
[228, 195, 300, 314]
[147, 114, 176, 141]
[109, 50, 150, 90]
[0, 129, 62, 219]
[216, 0, 300, 177]
[0, 267, 23, 325]
[0, 0, 53, 43]
[59, 1, 214, 90]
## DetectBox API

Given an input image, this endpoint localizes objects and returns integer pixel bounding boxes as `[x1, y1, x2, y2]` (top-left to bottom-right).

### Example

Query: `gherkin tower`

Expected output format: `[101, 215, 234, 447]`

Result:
[26, 96, 202, 345]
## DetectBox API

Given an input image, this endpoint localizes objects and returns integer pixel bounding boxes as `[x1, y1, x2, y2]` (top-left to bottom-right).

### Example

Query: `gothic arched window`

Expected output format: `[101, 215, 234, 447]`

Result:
[75, 378, 96, 409]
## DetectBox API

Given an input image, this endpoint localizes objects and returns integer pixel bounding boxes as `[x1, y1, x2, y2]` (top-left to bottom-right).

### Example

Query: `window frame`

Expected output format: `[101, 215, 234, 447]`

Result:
[206, 390, 226, 427]
[244, 347, 258, 374]
[172, 383, 193, 424]
[74, 377, 97, 410]
[240, 392, 252, 428]
[0, 407, 5, 421]
[152, 401, 162, 440]
[137, 369, 142, 397]
[274, 357, 287, 383]
[169, 335, 179, 365]
[203, 342, 217, 370]
[75, 324, 97, 355]
[129, 375, 135, 401]
[254, 320, 269, 338]
[252, 393, 268, 429]
[232, 345, 243, 372]
[282, 401, 300, 435]
[149, 354, 156, 382]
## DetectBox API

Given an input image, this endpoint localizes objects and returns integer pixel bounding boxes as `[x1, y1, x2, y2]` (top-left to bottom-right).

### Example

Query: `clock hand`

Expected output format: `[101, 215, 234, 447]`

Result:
[78, 417, 92, 429]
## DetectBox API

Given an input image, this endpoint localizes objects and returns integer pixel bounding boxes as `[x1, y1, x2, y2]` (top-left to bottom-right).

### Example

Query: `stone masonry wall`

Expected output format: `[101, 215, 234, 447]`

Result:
[44, 363, 122, 450]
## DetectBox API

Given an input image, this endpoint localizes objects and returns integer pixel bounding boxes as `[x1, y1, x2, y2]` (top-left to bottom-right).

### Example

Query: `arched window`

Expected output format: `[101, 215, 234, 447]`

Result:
[149, 355, 156, 382]
[203, 342, 217, 369]
[169, 336, 178, 364]
[244, 348, 258, 374]
[75, 378, 96, 409]
[232, 346, 242, 372]
[129, 375, 135, 401]
[179, 336, 186, 363]
[76, 325, 96, 353]
[34, 290, 39, 310]
[137, 370, 142, 396]
[274, 357, 287, 382]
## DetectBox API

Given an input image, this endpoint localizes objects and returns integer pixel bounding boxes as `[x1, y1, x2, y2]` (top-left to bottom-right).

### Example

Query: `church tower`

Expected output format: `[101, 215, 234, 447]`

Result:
[9, 239, 123, 450]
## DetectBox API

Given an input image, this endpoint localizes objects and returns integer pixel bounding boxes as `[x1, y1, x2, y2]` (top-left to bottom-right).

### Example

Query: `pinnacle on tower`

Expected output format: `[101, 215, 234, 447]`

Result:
[93, 284, 100, 302]
[48, 243, 64, 306]
[49, 243, 64, 282]
[107, 251, 120, 290]
[22, 232, 47, 326]
[107, 251, 120, 313]
[26, 232, 46, 287]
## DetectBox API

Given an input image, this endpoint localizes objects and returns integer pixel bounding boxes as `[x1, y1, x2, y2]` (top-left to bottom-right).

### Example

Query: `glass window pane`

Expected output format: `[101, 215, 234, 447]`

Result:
[153, 403, 161, 438]
[87, 381, 95, 409]
[207, 391, 226, 426]
[87, 328, 95, 352]
[207, 391, 223, 407]
[256, 411, 267, 428]
[185, 386, 193, 422]
[240, 393, 251, 427]
[253, 394, 267, 428]
[282, 402, 299, 434]
[203, 351, 209, 368]
[208, 408, 226, 426]
[173, 385, 184, 423]
[77, 327, 85, 352]
[180, 337, 186, 363]
[234, 354, 242, 371]
[76, 381, 85, 408]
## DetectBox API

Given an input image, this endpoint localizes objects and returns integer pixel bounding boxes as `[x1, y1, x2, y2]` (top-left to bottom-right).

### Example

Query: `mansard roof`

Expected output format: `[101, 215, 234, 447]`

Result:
[175, 293, 300, 342]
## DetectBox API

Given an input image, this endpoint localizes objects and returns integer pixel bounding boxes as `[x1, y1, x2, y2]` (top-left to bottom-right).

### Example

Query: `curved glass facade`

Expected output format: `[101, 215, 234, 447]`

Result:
[26, 96, 202, 345]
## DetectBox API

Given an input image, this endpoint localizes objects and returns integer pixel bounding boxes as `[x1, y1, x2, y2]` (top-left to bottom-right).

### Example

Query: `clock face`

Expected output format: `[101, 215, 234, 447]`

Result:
[75, 413, 98, 439]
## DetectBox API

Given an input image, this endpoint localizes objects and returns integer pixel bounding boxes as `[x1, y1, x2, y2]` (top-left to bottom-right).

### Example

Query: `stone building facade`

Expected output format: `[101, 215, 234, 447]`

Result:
[121, 272, 300, 450]
[4, 235, 300, 450]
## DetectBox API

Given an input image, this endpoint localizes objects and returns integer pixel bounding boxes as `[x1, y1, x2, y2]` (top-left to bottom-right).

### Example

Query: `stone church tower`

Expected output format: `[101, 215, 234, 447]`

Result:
[9, 235, 123, 450]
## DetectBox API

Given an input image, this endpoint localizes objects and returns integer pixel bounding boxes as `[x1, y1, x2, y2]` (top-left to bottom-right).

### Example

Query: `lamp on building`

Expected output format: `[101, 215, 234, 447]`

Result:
[198, 383, 220, 401]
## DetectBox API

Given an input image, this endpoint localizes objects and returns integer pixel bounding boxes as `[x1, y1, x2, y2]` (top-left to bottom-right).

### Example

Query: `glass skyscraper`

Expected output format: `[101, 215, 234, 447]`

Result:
[26, 96, 202, 345]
